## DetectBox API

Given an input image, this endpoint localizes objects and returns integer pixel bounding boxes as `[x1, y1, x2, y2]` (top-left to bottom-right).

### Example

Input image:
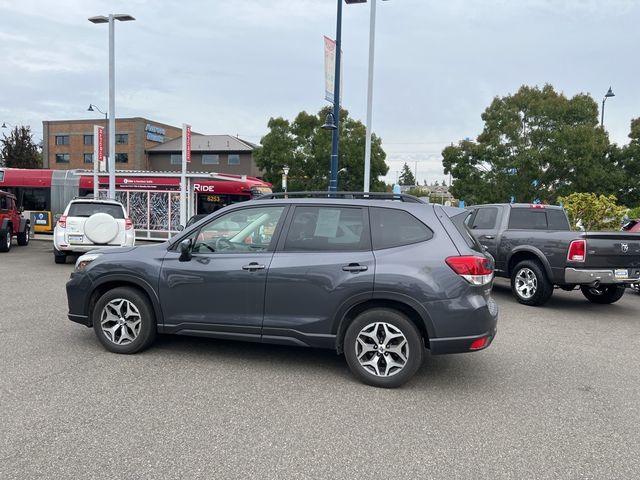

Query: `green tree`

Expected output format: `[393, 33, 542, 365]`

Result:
[1, 125, 42, 168]
[616, 118, 640, 207]
[442, 84, 618, 205]
[558, 192, 626, 231]
[253, 106, 388, 192]
[398, 162, 416, 186]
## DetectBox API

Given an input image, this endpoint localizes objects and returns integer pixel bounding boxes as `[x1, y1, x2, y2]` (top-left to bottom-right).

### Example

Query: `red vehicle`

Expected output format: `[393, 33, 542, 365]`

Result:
[622, 219, 640, 233]
[0, 189, 30, 252]
[0, 168, 272, 240]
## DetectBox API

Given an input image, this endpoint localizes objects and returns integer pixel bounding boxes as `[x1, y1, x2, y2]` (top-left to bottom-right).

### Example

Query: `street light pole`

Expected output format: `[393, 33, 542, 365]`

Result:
[89, 13, 135, 200]
[601, 86, 615, 128]
[329, 0, 344, 193]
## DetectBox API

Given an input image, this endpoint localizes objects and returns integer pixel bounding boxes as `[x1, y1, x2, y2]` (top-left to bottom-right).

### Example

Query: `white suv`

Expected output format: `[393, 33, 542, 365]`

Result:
[53, 198, 135, 264]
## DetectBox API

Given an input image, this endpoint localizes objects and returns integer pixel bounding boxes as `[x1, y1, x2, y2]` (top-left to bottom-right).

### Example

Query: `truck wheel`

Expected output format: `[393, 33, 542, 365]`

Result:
[0, 228, 11, 252]
[580, 285, 626, 304]
[343, 309, 424, 388]
[511, 260, 553, 306]
[92, 287, 157, 354]
[53, 248, 67, 264]
[17, 225, 30, 246]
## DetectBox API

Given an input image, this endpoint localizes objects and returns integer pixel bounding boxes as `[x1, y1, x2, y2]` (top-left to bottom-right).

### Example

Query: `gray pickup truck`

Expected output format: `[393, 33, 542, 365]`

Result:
[467, 203, 640, 306]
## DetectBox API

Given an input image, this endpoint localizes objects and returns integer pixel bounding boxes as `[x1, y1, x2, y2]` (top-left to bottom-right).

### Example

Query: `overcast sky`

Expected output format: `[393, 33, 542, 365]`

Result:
[1, 0, 638, 185]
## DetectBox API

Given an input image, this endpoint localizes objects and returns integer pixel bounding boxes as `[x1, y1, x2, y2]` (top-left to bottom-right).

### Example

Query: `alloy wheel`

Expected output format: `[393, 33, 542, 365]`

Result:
[100, 298, 142, 345]
[515, 267, 537, 299]
[354, 322, 409, 377]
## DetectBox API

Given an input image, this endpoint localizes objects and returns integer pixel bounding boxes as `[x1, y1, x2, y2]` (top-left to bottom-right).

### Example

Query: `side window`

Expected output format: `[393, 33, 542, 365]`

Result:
[370, 207, 433, 250]
[0, 195, 7, 210]
[508, 209, 547, 229]
[283, 206, 369, 252]
[192, 206, 285, 254]
[470, 207, 498, 230]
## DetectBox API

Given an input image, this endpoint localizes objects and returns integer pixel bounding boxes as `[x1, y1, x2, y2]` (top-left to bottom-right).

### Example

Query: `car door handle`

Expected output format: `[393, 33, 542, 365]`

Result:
[242, 263, 266, 271]
[482, 235, 495, 240]
[342, 264, 368, 273]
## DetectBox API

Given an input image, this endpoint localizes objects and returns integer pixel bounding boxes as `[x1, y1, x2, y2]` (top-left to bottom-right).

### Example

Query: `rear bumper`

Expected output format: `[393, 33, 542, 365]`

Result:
[429, 326, 497, 354]
[564, 267, 640, 285]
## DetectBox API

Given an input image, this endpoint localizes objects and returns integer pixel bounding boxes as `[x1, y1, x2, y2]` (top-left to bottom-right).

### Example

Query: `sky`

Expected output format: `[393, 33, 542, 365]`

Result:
[1, 0, 639, 186]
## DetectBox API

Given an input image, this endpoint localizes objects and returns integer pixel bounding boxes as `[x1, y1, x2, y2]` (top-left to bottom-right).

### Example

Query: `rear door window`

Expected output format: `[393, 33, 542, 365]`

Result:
[68, 202, 125, 219]
[370, 207, 433, 250]
[547, 209, 570, 230]
[469, 207, 498, 230]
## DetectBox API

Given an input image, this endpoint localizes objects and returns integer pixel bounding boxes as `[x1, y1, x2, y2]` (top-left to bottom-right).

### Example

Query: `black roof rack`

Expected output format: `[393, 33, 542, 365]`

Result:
[255, 191, 425, 203]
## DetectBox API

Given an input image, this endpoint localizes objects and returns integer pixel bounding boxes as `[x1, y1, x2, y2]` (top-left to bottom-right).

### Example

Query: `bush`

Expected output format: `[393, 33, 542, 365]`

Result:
[558, 193, 626, 231]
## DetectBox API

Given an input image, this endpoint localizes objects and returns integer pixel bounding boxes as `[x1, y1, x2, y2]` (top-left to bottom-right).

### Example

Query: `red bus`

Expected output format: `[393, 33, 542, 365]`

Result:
[0, 168, 272, 239]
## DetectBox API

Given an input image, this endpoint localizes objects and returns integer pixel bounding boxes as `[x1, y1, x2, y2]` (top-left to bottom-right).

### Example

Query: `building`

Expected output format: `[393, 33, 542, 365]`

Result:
[42, 118, 183, 170]
[146, 134, 261, 177]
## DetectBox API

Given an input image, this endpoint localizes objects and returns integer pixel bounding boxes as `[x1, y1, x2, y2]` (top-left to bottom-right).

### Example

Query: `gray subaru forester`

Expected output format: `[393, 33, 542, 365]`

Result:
[66, 193, 498, 388]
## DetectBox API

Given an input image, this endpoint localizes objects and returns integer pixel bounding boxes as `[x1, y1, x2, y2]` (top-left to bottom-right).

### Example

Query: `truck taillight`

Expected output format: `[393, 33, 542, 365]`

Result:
[125, 218, 133, 230]
[58, 216, 67, 228]
[567, 239, 586, 262]
[446, 255, 494, 286]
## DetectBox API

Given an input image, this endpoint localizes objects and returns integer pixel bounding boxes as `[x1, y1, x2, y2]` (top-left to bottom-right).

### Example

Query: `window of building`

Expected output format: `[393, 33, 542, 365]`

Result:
[55, 135, 69, 145]
[116, 134, 128, 145]
[370, 208, 433, 250]
[83, 153, 94, 164]
[284, 206, 369, 252]
[115, 153, 128, 163]
[171, 154, 182, 165]
[202, 154, 220, 165]
[55, 153, 70, 163]
[228, 154, 240, 166]
[469, 207, 499, 230]
[83, 135, 93, 145]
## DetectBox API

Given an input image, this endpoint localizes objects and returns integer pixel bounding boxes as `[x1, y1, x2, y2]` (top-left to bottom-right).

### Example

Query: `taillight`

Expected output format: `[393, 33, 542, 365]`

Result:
[567, 239, 586, 262]
[125, 218, 133, 230]
[58, 215, 67, 228]
[446, 255, 494, 286]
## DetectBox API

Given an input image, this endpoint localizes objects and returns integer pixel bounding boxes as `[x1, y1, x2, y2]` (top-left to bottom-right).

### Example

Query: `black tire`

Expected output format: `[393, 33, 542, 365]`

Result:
[53, 248, 67, 264]
[17, 225, 30, 246]
[92, 287, 157, 354]
[580, 285, 626, 304]
[343, 308, 424, 388]
[510, 260, 553, 306]
[0, 228, 11, 252]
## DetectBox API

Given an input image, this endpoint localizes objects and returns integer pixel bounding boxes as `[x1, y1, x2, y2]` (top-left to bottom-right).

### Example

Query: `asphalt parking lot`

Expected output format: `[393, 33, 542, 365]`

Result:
[1, 239, 639, 479]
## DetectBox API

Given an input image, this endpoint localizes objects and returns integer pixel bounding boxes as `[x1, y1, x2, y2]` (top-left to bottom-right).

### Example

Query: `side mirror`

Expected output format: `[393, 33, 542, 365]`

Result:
[179, 238, 193, 262]
[18, 206, 24, 213]
[177, 225, 185, 232]
[54, 213, 62, 224]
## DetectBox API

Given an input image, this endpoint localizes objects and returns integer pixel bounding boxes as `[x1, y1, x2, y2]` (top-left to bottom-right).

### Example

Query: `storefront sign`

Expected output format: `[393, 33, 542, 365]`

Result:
[145, 124, 166, 143]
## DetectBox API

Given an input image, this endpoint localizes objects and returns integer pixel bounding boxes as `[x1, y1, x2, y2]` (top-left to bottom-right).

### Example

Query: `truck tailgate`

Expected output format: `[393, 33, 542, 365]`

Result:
[583, 232, 640, 269]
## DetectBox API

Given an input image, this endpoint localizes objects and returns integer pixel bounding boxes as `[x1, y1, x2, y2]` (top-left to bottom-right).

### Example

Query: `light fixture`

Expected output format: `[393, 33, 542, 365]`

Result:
[321, 113, 337, 130]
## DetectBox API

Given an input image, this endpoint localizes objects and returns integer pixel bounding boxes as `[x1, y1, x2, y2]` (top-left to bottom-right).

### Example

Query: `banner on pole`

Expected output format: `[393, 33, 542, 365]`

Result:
[324, 36, 343, 105]
[93, 125, 106, 172]
[185, 125, 192, 163]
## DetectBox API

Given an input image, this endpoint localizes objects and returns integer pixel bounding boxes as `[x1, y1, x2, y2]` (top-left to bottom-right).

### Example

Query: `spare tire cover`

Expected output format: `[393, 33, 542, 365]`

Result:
[84, 212, 119, 244]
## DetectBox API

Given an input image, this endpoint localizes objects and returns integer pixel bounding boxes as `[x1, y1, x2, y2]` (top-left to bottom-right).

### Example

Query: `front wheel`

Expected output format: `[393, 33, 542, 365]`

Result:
[92, 287, 157, 354]
[17, 225, 30, 246]
[510, 260, 553, 306]
[0, 228, 11, 252]
[344, 309, 424, 388]
[580, 285, 626, 304]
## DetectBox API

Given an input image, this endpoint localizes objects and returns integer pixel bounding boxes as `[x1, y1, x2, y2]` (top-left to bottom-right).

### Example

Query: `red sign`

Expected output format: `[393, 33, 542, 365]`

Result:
[186, 125, 191, 163]
[97, 127, 104, 161]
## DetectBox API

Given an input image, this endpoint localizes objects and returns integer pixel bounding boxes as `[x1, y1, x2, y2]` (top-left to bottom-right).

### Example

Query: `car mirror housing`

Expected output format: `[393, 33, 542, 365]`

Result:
[179, 238, 193, 262]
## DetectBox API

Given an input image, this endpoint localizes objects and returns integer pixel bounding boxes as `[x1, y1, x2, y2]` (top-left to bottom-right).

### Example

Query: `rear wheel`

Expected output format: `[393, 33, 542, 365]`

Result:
[17, 225, 30, 246]
[511, 260, 553, 306]
[92, 287, 157, 354]
[0, 228, 11, 252]
[580, 285, 626, 304]
[344, 309, 424, 388]
[53, 248, 67, 264]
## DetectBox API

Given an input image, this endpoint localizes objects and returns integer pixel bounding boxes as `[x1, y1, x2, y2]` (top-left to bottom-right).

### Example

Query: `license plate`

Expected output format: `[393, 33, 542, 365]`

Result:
[615, 269, 628, 279]
[68, 235, 83, 243]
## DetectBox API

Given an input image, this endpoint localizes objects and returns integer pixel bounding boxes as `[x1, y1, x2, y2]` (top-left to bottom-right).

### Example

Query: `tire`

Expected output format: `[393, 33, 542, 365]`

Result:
[0, 228, 11, 252]
[343, 309, 424, 388]
[580, 285, 626, 304]
[92, 287, 157, 354]
[510, 260, 553, 306]
[17, 225, 30, 246]
[53, 248, 67, 264]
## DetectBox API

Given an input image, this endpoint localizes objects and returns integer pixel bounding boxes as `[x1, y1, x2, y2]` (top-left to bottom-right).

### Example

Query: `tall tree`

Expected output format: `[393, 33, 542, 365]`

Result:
[254, 106, 389, 192]
[398, 162, 416, 186]
[442, 84, 617, 205]
[616, 118, 640, 207]
[0, 125, 42, 168]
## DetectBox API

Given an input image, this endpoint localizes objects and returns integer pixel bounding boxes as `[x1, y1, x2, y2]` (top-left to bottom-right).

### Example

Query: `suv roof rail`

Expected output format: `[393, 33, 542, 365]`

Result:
[255, 191, 426, 203]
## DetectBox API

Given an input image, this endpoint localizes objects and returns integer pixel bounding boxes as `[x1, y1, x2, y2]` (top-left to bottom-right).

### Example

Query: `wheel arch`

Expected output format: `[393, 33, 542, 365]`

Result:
[87, 275, 163, 328]
[507, 247, 553, 281]
[334, 296, 433, 355]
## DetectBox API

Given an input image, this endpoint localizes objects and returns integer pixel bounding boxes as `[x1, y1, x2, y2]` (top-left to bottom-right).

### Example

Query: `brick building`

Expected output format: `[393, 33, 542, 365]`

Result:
[42, 118, 182, 170]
